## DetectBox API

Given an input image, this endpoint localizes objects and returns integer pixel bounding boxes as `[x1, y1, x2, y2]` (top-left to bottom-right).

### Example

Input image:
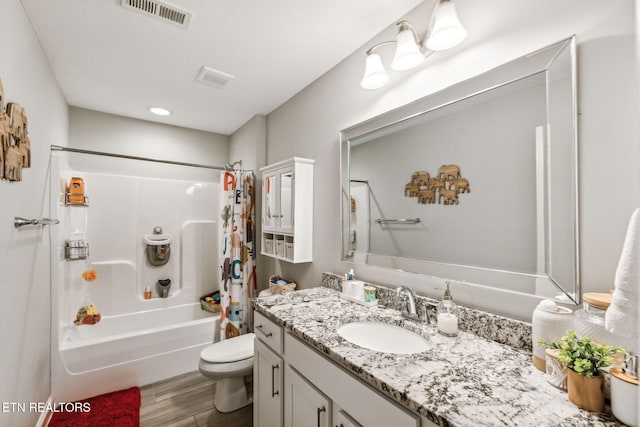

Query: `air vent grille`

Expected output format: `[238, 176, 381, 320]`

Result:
[122, 0, 191, 28]
[195, 66, 235, 89]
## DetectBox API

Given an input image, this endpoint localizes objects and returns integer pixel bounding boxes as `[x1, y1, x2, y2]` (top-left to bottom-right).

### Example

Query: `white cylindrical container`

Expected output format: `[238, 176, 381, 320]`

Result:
[348, 280, 365, 300]
[437, 313, 458, 336]
[611, 366, 638, 426]
[531, 299, 574, 372]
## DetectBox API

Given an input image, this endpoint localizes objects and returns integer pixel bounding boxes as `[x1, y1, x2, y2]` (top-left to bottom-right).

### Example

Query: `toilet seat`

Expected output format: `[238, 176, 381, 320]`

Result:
[200, 333, 255, 363]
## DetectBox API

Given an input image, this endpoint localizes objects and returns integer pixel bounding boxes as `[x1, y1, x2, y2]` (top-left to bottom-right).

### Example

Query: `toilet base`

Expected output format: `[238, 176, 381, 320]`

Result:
[214, 376, 252, 413]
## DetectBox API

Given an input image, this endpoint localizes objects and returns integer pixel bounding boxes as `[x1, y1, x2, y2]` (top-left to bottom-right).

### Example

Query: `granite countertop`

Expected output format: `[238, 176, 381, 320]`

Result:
[252, 287, 622, 427]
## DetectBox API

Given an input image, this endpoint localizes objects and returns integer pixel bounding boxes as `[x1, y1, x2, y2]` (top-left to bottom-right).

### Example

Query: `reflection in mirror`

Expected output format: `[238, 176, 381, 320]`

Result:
[280, 172, 293, 229]
[340, 37, 578, 303]
[265, 175, 276, 229]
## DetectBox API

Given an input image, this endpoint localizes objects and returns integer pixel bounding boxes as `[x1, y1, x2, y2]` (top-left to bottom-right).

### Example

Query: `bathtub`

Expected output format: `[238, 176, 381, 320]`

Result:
[53, 303, 219, 403]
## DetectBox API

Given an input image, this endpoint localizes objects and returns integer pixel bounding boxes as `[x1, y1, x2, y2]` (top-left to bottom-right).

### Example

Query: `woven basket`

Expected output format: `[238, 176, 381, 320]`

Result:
[269, 275, 296, 294]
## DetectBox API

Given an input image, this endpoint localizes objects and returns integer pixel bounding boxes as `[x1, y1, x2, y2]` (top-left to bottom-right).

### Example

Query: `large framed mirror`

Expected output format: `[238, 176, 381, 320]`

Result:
[340, 36, 579, 303]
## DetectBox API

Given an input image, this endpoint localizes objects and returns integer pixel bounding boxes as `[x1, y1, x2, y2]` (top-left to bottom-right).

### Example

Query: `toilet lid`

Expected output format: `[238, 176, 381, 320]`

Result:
[201, 333, 255, 363]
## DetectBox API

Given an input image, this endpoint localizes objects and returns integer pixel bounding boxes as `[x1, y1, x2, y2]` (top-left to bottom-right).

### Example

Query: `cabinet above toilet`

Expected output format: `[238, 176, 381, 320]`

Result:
[260, 157, 314, 263]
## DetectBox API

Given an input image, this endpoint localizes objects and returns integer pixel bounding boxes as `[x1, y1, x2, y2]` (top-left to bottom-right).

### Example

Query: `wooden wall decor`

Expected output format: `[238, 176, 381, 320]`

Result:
[404, 164, 470, 205]
[0, 78, 31, 182]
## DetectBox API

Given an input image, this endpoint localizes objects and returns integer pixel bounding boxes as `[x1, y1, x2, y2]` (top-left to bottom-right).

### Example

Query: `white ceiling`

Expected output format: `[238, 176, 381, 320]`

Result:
[20, 0, 423, 135]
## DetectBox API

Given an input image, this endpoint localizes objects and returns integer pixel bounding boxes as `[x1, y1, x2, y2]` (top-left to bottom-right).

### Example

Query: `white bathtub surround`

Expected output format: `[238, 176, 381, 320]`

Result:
[605, 208, 640, 354]
[51, 156, 220, 403]
[53, 304, 218, 403]
[252, 287, 621, 426]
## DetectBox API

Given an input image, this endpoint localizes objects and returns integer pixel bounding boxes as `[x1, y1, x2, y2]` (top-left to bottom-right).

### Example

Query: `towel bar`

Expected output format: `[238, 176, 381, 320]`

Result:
[374, 218, 421, 224]
[14, 217, 59, 228]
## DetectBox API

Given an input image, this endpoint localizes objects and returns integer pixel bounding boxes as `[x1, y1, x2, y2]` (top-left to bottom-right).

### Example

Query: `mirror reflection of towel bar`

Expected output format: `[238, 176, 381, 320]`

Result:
[14, 217, 60, 228]
[375, 218, 421, 224]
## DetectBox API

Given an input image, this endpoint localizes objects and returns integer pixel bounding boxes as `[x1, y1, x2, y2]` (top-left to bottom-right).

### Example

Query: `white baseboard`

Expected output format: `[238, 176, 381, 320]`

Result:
[35, 396, 53, 427]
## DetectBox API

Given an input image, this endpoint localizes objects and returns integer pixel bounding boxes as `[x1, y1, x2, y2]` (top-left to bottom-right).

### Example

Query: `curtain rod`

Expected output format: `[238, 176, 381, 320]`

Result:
[50, 145, 242, 171]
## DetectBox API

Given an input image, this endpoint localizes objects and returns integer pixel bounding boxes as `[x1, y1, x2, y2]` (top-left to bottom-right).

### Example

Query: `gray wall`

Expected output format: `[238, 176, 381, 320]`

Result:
[229, 115, 268, 290]
[0, 1, 68, 426]
[263, 0, 639, 321]
[69, 107, 229, 174]
[350, 81, 545, 274]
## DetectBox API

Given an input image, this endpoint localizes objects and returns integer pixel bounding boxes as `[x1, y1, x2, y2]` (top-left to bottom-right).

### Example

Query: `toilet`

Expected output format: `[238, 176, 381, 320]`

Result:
[198, 289, 273, 412]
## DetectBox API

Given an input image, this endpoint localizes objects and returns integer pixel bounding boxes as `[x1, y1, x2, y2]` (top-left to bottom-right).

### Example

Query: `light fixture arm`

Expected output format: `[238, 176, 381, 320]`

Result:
[396, 21, 423, 52]
[365, 40, 396, 55]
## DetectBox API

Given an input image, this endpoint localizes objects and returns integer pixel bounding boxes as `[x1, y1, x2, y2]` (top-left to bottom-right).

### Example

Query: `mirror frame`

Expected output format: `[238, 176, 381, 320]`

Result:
[340, 36, 579, 303]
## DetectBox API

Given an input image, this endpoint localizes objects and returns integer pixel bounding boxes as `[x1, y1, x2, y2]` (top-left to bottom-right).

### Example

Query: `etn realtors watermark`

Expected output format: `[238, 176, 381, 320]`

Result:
[2, 401, 91, 413]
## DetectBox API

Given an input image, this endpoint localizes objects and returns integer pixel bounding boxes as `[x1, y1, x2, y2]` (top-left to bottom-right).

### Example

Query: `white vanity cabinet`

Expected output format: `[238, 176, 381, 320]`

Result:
[260, 157, 314, 263]
[333, 406, 363, 427]
[284, 332, 420, 427]
[254, 310, 435, 427]
[284, 365, 330, 427]
[254, 311, 284, 427]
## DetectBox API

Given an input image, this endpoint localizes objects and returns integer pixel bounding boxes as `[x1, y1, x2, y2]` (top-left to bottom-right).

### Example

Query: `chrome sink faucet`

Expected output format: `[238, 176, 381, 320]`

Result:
[395, 286, 419, 320]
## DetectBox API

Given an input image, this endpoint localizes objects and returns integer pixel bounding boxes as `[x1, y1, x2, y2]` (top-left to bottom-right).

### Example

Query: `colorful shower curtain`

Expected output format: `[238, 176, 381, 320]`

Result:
[219, 170, 257, 340]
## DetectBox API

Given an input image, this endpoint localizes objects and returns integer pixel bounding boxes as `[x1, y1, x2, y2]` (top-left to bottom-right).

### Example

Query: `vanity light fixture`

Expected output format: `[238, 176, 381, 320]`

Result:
[360, 0, 467, 90]
[147, 106, 173, 116]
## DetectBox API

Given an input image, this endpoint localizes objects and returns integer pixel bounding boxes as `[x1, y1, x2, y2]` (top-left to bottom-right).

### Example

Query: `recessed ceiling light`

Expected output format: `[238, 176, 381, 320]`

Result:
[148, 106, 172, 116]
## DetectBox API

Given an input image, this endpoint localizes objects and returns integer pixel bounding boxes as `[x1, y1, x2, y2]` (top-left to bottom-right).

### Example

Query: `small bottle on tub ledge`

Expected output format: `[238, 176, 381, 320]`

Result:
[437, 282, 459, 337]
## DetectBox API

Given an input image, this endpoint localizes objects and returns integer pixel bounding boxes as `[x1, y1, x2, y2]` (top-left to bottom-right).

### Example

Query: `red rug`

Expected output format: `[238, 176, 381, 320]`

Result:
[48, 387, 140, 427]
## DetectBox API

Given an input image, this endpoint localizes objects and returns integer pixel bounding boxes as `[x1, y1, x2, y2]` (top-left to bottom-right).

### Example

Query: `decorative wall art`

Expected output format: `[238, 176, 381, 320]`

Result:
[0, 78, 31, 182]
[404, 164, 470, 205]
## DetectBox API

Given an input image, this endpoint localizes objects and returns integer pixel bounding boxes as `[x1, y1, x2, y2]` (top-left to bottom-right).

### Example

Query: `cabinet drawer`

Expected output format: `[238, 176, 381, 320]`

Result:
[254, 310, 283, 355]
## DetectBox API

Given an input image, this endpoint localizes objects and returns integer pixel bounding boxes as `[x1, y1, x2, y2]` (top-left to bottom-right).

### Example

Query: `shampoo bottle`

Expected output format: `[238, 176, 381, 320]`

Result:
[437, 282, 459, 337]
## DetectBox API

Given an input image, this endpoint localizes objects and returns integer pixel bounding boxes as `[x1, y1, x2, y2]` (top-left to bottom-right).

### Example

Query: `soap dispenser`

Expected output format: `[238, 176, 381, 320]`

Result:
[437, 282, 459, 337]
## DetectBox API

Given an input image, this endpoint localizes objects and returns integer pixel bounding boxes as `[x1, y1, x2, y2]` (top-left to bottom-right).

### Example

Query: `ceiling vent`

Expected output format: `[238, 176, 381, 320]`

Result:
[195, 66, 235, 89]
[121, 0, 192, 29]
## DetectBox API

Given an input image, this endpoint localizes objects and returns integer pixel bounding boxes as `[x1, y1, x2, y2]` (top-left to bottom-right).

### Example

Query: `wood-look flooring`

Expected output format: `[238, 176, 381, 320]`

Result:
[140, 371, 253, 427]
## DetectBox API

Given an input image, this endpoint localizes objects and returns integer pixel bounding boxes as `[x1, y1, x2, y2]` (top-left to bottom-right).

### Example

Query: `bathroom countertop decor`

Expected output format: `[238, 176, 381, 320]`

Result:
[252, 286, 622, 427]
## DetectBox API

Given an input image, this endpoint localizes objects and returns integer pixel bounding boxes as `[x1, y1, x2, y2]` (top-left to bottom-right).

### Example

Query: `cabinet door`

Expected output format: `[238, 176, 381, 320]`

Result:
[284, 365, 330, 427]
[278, 169, 294, 233]
[263, 172, 278, 231]
[254, 338, 283, 427]
[333, 406, 362, 427]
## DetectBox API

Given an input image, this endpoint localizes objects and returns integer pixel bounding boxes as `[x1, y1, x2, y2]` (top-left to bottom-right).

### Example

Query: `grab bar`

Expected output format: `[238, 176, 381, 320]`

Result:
[374, 218, 421, 224]
[14, 217, 60, 228]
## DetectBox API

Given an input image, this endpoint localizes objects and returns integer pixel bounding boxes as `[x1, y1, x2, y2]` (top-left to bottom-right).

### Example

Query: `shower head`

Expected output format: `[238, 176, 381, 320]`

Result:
[224, 160, 242, 171]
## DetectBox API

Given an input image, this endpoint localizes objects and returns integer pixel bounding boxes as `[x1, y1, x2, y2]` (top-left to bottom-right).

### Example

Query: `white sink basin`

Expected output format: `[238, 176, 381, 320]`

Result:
[337, 321, 431, 354]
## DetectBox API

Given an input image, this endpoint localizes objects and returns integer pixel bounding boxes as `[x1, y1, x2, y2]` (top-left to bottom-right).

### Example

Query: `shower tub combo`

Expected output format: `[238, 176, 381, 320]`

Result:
[50, 148, 226, 403]
[54, 303, 218, 402]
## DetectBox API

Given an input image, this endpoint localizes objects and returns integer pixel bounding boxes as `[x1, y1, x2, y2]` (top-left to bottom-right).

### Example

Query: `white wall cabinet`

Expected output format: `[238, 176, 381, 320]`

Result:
[260, 157, 314, 263]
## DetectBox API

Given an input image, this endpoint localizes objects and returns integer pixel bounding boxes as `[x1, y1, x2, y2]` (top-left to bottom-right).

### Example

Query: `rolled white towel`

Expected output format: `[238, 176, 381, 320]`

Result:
[605, 208, 640, 353]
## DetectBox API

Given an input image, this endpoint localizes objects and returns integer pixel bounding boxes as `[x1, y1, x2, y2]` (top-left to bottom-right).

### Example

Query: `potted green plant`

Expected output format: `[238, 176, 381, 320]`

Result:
[538, 330, 625, 412]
